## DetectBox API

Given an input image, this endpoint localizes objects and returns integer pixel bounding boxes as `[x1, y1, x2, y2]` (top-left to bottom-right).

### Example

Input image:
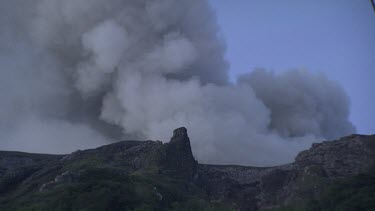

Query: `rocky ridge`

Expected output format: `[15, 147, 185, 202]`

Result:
[198, 134, 375, 210]
[0, 128, 374, 210]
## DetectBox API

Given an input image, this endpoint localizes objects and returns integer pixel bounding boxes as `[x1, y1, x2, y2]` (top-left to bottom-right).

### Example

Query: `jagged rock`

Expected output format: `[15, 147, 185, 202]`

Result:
[164, 127, 198, 180]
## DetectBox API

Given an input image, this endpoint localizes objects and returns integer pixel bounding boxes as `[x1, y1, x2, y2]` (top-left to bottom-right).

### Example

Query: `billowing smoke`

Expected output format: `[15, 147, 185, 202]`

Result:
[0, 0, 355, 166]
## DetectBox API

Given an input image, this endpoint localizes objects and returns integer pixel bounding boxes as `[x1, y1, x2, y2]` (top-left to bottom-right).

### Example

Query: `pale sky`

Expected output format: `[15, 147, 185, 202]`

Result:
[209, 0, 375, 135]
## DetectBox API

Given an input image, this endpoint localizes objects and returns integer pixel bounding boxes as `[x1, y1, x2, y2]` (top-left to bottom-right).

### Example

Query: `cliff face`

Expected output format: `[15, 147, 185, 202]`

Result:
[0, 129, 374, 211]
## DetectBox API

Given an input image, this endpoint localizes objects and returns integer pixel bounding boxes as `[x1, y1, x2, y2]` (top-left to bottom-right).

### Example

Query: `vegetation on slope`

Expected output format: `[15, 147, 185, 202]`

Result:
[269, 167, 375, 211]
[0, 166, 234, 211]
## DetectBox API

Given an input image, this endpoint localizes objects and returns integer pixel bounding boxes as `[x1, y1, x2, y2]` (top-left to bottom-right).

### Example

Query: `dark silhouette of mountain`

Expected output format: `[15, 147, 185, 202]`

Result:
[0, 128, 374, 210]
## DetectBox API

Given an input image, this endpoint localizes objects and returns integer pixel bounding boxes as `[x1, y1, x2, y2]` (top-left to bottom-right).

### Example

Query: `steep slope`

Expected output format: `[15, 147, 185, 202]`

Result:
[0, 128, 374, 211]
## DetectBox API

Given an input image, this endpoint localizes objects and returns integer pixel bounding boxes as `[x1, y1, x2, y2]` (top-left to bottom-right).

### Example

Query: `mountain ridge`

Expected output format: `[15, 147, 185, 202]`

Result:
[0, 128, 374, 210]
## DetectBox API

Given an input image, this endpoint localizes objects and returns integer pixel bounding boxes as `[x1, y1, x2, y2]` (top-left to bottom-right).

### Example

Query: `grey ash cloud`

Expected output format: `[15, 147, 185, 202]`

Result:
[0, 0, 355, 166]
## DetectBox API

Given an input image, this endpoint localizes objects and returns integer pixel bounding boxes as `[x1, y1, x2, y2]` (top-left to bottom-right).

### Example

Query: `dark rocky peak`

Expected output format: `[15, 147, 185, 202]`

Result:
[165, 127, 197, 180]
[169, 127, 193, 155]
[172, 127, 188, 139]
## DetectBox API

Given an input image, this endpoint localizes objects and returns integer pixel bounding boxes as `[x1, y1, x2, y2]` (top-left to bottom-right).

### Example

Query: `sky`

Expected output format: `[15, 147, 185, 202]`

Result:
[209, 0, 375, 135]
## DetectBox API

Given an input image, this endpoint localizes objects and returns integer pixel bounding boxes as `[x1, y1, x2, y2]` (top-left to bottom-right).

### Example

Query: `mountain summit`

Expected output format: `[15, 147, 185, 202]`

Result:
[165, 127, 197, 180]
[0, 129, 374, 210]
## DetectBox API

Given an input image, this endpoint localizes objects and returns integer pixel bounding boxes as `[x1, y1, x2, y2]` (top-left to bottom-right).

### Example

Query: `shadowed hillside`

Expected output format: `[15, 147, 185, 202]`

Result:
[0, 128, 374, 211]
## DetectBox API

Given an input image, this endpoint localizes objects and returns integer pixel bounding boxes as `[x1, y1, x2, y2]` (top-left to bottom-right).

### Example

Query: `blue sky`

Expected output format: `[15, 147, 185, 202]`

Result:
[209, 0, 375, 135]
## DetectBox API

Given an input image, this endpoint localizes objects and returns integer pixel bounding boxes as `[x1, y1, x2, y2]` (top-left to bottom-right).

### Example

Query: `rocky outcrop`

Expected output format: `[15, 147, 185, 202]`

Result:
[164, 127, 198, 180]
[197, 134, 375, 210]
[0, 129, 374, 210]
[295, 134, 375, 178]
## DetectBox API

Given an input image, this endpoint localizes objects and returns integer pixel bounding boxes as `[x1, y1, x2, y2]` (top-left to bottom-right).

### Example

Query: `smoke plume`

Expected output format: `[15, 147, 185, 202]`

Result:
[0, 0, 355, 166]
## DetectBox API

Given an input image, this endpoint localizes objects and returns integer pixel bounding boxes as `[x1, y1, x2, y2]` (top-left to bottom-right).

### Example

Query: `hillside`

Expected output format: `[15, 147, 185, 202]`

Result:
[0, 128, 374, 211]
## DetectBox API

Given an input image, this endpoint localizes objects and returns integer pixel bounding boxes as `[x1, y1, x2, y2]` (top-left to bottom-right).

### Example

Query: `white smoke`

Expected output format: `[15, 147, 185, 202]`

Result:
[0, 0, 355, 166]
